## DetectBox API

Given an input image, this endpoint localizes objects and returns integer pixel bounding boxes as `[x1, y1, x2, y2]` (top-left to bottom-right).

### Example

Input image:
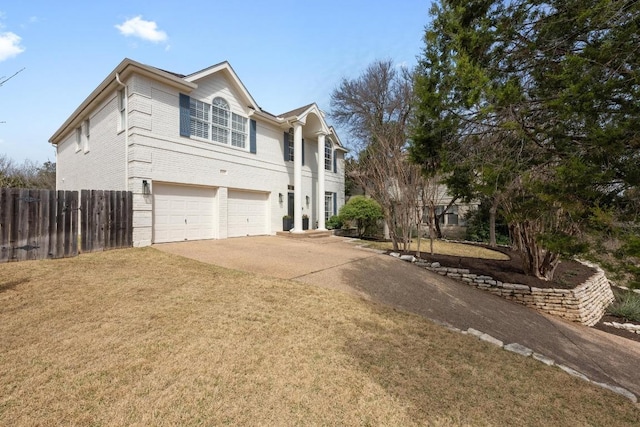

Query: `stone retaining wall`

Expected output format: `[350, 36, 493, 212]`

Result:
[411, 257, 614, 326]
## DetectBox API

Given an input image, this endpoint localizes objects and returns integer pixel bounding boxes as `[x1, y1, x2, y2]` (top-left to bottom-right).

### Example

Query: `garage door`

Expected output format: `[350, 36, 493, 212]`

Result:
[153, 183, 216, 243]
[227, 190, 268, 238]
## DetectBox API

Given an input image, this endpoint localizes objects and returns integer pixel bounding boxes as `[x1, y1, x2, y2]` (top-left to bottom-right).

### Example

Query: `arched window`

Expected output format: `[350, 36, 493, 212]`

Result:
[324, 139, 333, 171]
[211, 97, 230, 144]
[188, 96, 248, 149]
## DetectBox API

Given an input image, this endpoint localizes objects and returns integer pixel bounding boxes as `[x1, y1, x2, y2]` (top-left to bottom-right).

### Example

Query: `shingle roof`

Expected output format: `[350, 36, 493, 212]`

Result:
[278, 103, 315, 119]
[153, 67, 186, 78]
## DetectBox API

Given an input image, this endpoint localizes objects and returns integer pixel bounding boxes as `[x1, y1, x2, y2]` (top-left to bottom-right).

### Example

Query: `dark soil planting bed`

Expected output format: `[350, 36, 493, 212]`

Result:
[402, 245, 595, 290]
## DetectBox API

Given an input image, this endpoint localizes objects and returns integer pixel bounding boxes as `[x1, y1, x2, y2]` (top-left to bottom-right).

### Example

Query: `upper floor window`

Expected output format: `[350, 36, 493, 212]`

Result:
[189, 96, 247, 149]
[287, 128, 295, 161]
[211, 97, 229, 144]
[324, 140, 332, 170]
[83, 119, 90, 153]
[75, 127, 82, 152]
[231, 112, 247, 148]
[190, 99, 210, 139]
[118, 89, 126, 131]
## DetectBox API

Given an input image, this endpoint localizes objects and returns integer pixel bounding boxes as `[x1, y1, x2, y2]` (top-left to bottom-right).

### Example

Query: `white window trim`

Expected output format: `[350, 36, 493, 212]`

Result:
[117, 89, 126, 133]
[288, 128, 294, 161]
[324, 139, 332, 171]
[434, 204, 460, 226]
[231, 112, 248, 149]
[324, 192, 333, 221]
[189, 96, 249, 151]
[75, 127, 82, 153]
[83, 119, 90, 153]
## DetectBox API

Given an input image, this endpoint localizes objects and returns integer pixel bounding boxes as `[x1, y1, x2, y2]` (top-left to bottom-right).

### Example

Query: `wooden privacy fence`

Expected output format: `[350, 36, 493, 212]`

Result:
[0, 188, 132, 263]
[80, 190, 133, 253]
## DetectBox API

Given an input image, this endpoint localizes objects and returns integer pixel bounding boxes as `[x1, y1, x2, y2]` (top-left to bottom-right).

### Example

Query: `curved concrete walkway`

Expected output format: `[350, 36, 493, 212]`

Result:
[155, 235, 640, 400]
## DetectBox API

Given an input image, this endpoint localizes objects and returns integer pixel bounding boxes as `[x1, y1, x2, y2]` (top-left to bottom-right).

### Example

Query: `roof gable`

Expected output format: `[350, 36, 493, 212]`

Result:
[184, 62, 259, 111]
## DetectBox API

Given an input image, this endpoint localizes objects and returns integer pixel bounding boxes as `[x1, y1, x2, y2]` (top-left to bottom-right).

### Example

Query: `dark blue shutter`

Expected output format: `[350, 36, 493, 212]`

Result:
[333, 150, 337, 173]
[249, 119, 257, 154]
[302, 139, 305, 166]
[333, 192, 337, 215]
[179, 93, 190, 137]
[283, 131, 289, 161]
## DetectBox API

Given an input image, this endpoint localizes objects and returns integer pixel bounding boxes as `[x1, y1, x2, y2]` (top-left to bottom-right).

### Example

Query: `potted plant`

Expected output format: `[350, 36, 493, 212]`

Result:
[283, 215, 293, 231]
[302, 214, 309, 230]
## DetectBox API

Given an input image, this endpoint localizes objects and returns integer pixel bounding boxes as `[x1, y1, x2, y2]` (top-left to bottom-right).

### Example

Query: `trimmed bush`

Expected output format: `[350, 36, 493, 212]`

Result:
[339, 196, 383, 238]
[326, 215, 343, 230]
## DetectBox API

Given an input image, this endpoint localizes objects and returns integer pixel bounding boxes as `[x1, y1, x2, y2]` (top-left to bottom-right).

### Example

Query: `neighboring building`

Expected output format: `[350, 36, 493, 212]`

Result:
[428, 184, 479, 239]
[49, 58, 346, 246]
[349, 179, 477, 240]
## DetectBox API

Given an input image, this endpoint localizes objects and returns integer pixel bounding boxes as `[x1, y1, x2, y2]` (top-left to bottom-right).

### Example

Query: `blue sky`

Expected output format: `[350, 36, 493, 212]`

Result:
[0, 0, 431, 164]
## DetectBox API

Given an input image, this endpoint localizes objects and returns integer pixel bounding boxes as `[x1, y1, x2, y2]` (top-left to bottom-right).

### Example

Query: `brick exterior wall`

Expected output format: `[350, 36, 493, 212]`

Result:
[56, 67, 345, 246]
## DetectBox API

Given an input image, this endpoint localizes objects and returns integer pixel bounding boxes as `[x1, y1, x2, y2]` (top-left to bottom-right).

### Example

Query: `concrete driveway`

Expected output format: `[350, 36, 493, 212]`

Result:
[155, 235, 640, 401]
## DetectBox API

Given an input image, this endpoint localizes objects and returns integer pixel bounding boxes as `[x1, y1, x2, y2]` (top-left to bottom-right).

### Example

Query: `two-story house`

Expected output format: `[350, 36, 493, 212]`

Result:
[49, 58, 346, 246]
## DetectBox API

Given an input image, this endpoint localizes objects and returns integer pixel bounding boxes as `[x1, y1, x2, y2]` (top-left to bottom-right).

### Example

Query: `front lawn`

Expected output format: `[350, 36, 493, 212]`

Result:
[0, 248, 637, 426]
[362, 238, 510, 260]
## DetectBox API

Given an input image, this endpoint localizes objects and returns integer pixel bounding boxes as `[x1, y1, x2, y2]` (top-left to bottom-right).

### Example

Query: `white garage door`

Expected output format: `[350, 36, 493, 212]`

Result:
[227, 190, 268, 238]
[153, 183, 216, 243]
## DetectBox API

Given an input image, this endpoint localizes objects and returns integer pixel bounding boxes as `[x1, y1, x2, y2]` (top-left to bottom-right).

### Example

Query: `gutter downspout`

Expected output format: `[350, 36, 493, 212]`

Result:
[115, 72, 128, 190]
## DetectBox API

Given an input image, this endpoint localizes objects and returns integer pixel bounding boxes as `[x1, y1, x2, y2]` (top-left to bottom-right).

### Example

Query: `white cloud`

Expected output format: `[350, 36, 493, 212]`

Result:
[0, 32, 25, 62]
[115, 16, 167, 43]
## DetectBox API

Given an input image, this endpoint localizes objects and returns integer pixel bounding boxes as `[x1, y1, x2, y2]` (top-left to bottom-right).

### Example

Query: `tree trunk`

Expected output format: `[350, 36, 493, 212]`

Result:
[489, 201, 497, 248]
[509, 220, 560, 280]
[431, 209, 444, 239]
[429, 204, 436, 255]
[386, 205, 399, 251]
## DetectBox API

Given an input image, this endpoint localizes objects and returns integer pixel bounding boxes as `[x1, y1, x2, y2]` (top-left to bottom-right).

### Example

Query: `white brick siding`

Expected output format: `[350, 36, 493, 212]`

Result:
[53, 61, 345, 246]
[56, 93, 126, 191]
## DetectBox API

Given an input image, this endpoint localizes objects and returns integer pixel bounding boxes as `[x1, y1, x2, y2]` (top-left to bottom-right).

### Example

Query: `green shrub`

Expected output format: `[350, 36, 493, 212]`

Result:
[326, 215, 343, 230]
[622, 235, 640, 257]
[607, 289, 640, 322]
[339, 196, 383, 238]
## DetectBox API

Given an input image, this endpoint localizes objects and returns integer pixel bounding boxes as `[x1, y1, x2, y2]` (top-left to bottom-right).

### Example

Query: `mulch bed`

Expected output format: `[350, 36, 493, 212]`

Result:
[403, 245, 594, 290]
[393, 244, 640, 343]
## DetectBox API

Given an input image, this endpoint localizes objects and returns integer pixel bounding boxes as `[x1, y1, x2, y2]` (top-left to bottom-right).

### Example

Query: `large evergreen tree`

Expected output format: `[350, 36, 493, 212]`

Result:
[411, 0, 640, 279]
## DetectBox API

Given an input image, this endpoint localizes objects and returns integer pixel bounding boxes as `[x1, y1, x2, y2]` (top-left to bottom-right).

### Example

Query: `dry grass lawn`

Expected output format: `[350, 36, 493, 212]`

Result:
[362, 239, 510, 260]
[0, 248, 637, 426]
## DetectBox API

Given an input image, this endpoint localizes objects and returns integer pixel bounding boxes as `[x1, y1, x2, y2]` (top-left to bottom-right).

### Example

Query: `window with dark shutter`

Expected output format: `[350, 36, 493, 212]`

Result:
[249, 119, 257, 154]
[333, 150, 337, 173]
[179, 93, 190, 137]
[284, 128, 294, 161]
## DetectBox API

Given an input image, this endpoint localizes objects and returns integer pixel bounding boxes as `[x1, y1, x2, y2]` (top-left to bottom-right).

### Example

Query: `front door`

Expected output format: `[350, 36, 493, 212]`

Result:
[287, 192, 294, 219]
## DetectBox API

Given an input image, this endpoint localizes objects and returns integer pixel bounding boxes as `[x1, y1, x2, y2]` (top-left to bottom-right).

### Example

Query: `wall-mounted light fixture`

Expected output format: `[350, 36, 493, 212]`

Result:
[142, 179, 150, 195]
[305, 195, 310, 206]
[279, 193, 283, 203]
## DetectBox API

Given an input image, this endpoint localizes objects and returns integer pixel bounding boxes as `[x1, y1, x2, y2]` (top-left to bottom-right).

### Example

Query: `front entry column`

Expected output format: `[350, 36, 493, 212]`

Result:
[292, 121, 304, 233]
[316, 132, 327, 230]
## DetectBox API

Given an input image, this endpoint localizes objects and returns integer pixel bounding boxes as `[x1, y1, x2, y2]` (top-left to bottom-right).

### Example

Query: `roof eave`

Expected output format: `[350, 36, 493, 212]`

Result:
[49, 58, 197, 145]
